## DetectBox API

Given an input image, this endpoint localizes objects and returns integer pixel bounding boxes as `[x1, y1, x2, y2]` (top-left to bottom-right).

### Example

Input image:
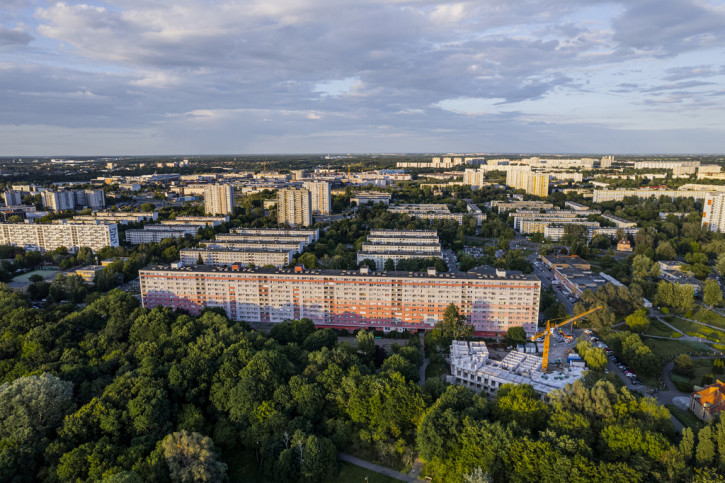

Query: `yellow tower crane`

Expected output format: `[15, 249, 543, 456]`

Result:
[530, 306, 602, 372]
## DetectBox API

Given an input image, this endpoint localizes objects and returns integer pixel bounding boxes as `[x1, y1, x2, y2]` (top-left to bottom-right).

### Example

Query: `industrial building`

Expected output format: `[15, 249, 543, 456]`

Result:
[140, 265, 540, 337]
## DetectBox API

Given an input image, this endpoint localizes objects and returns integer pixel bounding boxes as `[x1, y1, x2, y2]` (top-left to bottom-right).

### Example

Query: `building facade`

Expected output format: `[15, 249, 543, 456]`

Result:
[702, 194, 725, 233]
[140, 265, 541, 336]
[0, 222, 119, 252]
[180, 247, 293, 267]
[277, 188, 312, 227]
[3, 190, 23, 206]
[204, 185, 235, 215]
[302, 181, 331, 214]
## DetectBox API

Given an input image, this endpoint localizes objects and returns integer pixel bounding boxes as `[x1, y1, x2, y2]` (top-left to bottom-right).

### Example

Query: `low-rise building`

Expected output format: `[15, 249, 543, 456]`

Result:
[601, 214, 638, 228]
[690, 381, 725, 421]
[75, 265, 104, 283]
[541, 255, 591, 270]
[352, 192, 392, 206]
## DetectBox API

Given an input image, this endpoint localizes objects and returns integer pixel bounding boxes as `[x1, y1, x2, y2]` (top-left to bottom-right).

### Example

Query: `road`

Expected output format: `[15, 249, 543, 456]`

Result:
[525, 250, 575, 313]
[442, 249, 460, 273]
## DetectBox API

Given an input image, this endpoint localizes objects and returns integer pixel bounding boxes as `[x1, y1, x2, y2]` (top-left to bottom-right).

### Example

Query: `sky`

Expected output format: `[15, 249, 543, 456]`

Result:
[1, 0, 725, 156]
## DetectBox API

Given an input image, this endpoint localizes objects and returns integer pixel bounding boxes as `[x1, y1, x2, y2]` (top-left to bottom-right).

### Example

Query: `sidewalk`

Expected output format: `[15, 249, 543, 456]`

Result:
[338, 453, 421, 482]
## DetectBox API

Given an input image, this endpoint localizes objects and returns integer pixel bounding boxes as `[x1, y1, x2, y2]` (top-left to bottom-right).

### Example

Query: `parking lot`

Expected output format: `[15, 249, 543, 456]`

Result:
[584, 330, 643, 388]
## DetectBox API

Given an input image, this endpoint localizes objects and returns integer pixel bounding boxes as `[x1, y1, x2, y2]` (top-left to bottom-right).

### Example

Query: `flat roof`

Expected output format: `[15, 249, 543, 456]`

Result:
[141, 264, 540, 281]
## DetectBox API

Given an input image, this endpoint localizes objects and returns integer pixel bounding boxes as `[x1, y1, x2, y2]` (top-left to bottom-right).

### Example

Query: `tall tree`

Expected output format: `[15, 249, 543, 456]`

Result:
[161, 431, 227, 483]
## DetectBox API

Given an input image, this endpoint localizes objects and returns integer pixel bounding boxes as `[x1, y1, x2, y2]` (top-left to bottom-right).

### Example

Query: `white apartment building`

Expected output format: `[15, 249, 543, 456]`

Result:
[351, 192, 392, 205]
[703, 194, 725, 233]
[277, 188, 312, 227]
[231, 227, 319, 242]
[593, 189, 712, 203]
[140, 265, 541, 336]
[3, 191, 23, 206]
[526, 173, 550, 197]
[206, 240, 303, 252]
[491, 200, 554, 212]
[302, 181, 331, 214]
[125, 226, 199, 244]
[0, 222, 119, 252]
[388, 204, 465, 224]
[72, 212, 158, 224]
[180, 247, 293, 267]
[601, 214, 638, 228]
[41, 191, 76, 211]
[633, 160, 700, 170]
[600, 156, 614, 168]
[357, 229, 442, 270]
[543, 222, 601, 241]
[213, 234, 311, 248]
[204, 185, 235, 215]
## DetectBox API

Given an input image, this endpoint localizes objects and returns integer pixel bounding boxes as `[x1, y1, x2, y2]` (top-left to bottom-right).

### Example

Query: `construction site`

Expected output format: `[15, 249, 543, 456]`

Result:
[447, 308, 601, 396]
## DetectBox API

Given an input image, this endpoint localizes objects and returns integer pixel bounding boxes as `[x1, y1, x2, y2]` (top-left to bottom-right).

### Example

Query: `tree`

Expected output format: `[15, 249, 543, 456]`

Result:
[696, 426, 716, 467]
[298, 252, 317, 269]
[673, 354, 694, 378]
[439, 303, 473, 341]
[504, 326, 527, 346]
[704, 279, 723, 308]
[655, 241, 677, 261]
[161, 431, 227, 482]
[384, 258, 395, 271]
[140, 202, 155, 212]
[382, 354, 419, 382]
[625, 309, 650, 333]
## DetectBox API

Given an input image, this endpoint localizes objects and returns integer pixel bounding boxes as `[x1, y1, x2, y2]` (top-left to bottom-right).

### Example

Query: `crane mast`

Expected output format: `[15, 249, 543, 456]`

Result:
[531, 306, 602, 372]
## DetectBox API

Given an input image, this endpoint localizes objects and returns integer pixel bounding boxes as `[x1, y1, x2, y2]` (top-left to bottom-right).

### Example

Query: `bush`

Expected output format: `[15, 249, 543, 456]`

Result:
[670, 373, 694, 393]
[661, 307, 669, 314]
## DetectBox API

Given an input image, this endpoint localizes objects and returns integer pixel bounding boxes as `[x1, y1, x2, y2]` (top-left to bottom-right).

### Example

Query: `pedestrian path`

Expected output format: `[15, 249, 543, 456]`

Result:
[338, 452, 422, 482]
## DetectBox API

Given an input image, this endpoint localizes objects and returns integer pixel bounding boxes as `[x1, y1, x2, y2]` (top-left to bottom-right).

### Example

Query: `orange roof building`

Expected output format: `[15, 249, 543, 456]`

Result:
[689, 380, 725, 421]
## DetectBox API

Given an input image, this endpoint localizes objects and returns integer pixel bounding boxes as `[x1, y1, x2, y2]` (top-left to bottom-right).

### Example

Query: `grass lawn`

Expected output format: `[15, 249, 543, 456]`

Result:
[665, 404, 704, 431]
[12, 269, 60, 283]
[692, 309, 725, 331]
[333, 462, 399, 483]
[666, 317, 725, 343]
[643, 338, 713, 358]
[643, 318, 680, 338]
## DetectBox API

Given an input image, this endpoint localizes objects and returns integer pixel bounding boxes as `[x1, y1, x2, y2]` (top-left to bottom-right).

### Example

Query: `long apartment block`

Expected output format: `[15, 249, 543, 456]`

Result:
[207, 239, 304, 253]
[180, 247, 293, 268]
[0, 222, 119, 252]
[388, 204, 465, 223]
[593, 189, 712, 203]
[230, 228, 319, 242]
[140, 265, 541, 336]
[357, 229, 443, 270]
[125, 226, 199, 244]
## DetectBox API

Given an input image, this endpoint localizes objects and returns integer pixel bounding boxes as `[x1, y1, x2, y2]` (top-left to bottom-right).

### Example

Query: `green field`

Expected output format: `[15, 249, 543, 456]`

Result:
[643, 338, 713, 358]
[642, 318, 681, 338]
[666, 316, 725, 343]
[692, 309, 725, 331]
[12, 269, 60, 283]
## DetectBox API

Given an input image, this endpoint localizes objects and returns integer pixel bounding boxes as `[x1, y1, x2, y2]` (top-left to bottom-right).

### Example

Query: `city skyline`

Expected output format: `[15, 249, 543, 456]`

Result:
[1, 0, 725, 155]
